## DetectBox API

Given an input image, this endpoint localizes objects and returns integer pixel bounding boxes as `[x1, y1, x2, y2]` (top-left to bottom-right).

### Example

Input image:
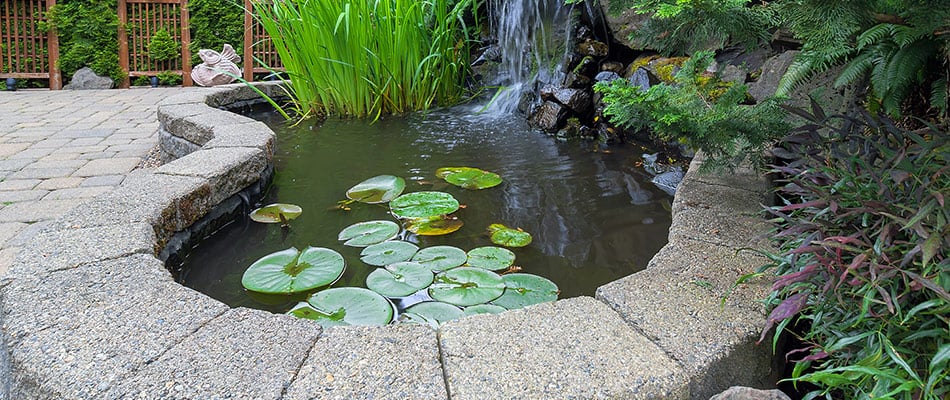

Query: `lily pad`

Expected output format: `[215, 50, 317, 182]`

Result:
[411, 245, 468, 272]
[429, 267, 506, 306]
[487, 223, 533, 248]
[241, 247, 345, 294]
[338, 220, 400, 247]
[402, 301, 464, 325]
[466, 246, 516, 271]
[490, 273, 559, 310]
[249, 203, 302, 224]
[365, 262, 434, 298]
[463, 304, 507, 316]
[360, 241, 419, 266]
[346, 175, 406, 204]
[436, 167, 503, 190]
[304, 287, 394, 327]
[389, 191, 459, 219]
[405, 215, 464, 236]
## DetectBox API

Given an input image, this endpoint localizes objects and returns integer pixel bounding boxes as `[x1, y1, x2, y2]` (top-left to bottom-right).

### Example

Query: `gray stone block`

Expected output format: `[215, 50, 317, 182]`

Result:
[9, 223, 156, 275]
[0, 199, 80, 223]
[669, 175, 772, 249]
[285, 324, 445, 400]
[156, 147, 268, 206]
[110, 308, 320, 399]
[157, 103, 217, 145]
[159, 128, 203, 161]
[203, 82, 287, 108]
[157, 90, 223, 106]
[0, 255, 227, 399]
[439, 297, 687, 399]
[596, 239, 779, 400]
[204, 121, 276, 158]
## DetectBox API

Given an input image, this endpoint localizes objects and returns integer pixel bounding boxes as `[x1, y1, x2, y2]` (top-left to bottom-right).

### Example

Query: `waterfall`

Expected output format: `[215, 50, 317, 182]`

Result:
[482, 0, 572, 114]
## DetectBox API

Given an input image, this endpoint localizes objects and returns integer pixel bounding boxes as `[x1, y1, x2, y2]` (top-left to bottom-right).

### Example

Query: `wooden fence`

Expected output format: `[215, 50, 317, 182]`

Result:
[0, 0, 280, 89]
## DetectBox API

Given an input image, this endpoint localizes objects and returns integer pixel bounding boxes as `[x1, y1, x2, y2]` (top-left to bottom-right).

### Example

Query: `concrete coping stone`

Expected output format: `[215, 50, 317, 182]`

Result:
[0, 83, 780, 399]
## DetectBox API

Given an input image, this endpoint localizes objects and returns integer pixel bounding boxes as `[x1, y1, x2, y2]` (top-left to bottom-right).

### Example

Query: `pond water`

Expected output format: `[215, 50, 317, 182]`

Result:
[177, 105, 672, 313]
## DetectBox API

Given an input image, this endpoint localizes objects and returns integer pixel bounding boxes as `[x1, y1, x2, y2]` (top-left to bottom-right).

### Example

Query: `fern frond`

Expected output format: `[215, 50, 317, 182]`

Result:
[834, 52, 873, 87]
[930, 77, 948, 115]
[857, 23, 895, 49]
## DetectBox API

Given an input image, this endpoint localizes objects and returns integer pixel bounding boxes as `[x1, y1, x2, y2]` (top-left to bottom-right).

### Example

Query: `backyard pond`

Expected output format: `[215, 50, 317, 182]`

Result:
[176, 105, 673, 322]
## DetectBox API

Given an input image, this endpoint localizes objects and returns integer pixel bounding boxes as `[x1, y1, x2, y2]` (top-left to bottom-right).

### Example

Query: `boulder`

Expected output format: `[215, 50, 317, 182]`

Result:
[528, 101, 568, 132]
[64, 67, 114, 90]
[563, 72, 592, 89]
[709, 386, 792, 400]
[747, 51, 799, 102]
[594, 71, 622, 83]
[627, 67, 656, 91]
[596, 0, 651, 50]
[600, 61, 624, 73]
[575, 39, 609, 57]
[553, 88, 592, 114]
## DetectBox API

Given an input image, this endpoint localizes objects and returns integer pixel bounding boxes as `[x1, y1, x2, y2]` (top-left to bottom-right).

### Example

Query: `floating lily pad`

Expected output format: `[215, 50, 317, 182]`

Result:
[338, 220, 400, 247]
[304, 287, 394, 327]
[487, 223, 533, 248]
[402, 301, 464, 325]
[360, 241, 419, 266]
[436, 167, 503, 190]
[405, 215, 464, 236]
[346, 175, 406, 204]
[463, 304, 507, 316]
[241, 247, 345, 294]
[365, 262, 434, 298]
[389, 191, 459, 219]
[491, 273, 559, 310]
[411, 245, 468, 272]
[429, 267, 506, 306]
[466, 246, 515, 271]
[249, 203, 302, 224]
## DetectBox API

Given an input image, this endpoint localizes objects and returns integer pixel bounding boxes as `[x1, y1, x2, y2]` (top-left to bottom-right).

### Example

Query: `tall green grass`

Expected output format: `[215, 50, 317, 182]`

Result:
[253, 0, 476, 118]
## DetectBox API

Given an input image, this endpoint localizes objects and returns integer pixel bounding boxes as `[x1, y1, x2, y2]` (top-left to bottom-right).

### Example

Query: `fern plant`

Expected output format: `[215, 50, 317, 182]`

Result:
[776, 0, 949, 118]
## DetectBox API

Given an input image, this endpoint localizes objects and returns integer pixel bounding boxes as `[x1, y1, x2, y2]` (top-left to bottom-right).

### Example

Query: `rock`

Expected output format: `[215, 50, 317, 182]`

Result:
[747, 50, 799, 102]
[651, 170, 684, 196]
[594, 71, 622, 83]
[627, 67, 655, 91]
[625, 55, 687, 83]
[191, 44, 242, 87]
[720, 65, 748, 84]
[553, 88, 592, 114]
[600, 61, 623, 73]
[517, 91, 537, 114]
[563, 72, 592, 89]
[594, 122, 621, 144]
[575, 39, 609, 57]
[472, 45, 502, 66]
[597, 0, 651, 50]
[539, 84, 557, 101]
[64, 67, 114, 90]
[528, 101, 568, 132]
[709, 386, 792, 400]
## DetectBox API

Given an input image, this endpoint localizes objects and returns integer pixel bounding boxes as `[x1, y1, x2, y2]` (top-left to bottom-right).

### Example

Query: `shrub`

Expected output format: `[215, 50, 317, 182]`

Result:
[596, 51, 789, 170]
[760, 103, 949, 399]
[188, 0, 245, 65]
[47, 0, 125, 82]
[156, 71, 182, 86]
[148, 28, 180, 61]
[253, 0, 477, 118]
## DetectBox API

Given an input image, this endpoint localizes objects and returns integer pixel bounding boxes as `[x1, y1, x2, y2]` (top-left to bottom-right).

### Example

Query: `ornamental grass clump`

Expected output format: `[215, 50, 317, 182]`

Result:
[760, 103, 949, 399]
[252, 0, 475, 118]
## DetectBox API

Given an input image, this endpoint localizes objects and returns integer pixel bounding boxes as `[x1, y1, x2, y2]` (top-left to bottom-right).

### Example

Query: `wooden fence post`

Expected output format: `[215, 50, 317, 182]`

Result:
[117, 0, 130, 88]
[180, 0, 191, 86]
[47, 0, 61, 89]
[243, 0, 253, 81]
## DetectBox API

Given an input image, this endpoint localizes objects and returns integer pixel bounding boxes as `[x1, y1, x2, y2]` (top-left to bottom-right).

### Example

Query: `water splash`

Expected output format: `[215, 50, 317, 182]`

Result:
[482, 0, 572, 115]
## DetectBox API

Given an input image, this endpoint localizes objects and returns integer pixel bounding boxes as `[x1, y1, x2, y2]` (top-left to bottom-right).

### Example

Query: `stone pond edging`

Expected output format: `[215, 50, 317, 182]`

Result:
[0, 83, 780, 399]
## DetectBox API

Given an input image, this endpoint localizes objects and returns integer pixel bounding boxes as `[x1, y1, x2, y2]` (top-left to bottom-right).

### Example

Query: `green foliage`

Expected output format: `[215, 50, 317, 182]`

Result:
[188, 0, 245, 65]
[596, 51, 789, 170]
[761, 104, 950, 399]
[156, 71, 182, 86]
[776, 0, 950, 118]
[253, 0, 477, 118]
[624, 0, 776, 54]
[147, 28, 180, 61]
[48, 0, 125, 82]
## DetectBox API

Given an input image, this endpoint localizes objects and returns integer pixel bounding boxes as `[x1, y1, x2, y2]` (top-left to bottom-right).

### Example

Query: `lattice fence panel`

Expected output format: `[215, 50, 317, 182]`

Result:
[0, 0, 50, 77]
[125, 0, 183, 76]
[250, 13, 280, 73]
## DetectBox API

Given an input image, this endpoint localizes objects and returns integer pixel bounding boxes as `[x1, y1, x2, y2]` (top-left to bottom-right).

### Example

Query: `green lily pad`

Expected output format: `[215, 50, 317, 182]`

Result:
[429, 267, 506, 306]
[338, 220, 400, 247]
[466, 246, 516, 271]
[390, 191, 459, 219]
[249, 203, 302, 224]
[405, 215, 464, 236]
[346, 175, 406, 204]
[411, 245, 468, 272]
[402, 301, 464, 325]
[463, 304, 507, 316]
[436, 167, 503, 190]
[490, 273, 559, 310]
[241, 247, 345, 294]
[365, 262, 434, 298]
[304, 287, 394, 327]
[360, 241, 419, 266]
[487, 223, 533, 248]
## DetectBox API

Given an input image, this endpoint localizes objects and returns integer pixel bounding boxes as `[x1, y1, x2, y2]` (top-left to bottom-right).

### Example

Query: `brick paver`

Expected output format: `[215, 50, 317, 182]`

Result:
[0, 87, 198, 276]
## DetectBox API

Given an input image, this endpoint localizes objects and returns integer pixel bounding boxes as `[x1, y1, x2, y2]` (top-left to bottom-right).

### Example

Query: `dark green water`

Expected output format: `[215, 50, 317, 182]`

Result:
[178, 106, 672, 312]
